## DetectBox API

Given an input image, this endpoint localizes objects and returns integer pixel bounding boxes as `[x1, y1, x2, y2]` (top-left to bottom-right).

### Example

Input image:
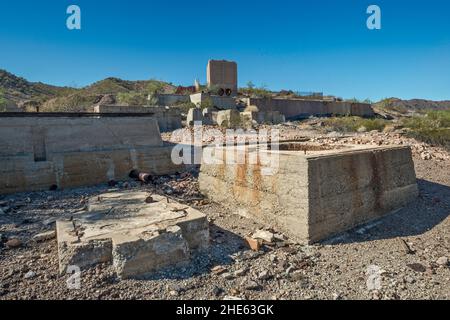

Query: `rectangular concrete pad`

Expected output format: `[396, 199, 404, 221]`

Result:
[199, 143, 418, 243]
[57, 191, 209, 279]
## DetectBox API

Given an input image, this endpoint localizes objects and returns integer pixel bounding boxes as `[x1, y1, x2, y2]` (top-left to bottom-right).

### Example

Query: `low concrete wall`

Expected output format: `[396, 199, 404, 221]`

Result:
[199, 144, 418, 243]
[93, 105, 182, 132]
[0, 115, 181, 194]
[245, 98, 374, 119]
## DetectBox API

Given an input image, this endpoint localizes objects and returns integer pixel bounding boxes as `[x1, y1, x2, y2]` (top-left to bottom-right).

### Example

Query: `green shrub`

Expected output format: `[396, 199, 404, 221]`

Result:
[323, 116, 388, 132]
[117, 92, 148, 106]
[402, 110, 450, 149]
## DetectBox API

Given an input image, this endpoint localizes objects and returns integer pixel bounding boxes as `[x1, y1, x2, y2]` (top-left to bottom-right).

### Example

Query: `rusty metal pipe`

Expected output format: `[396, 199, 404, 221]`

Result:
[129, 169, 152, 183]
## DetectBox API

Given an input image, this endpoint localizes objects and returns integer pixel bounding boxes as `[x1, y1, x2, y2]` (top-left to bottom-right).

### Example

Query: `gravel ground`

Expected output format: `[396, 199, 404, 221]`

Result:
[0, 125, 449, 300]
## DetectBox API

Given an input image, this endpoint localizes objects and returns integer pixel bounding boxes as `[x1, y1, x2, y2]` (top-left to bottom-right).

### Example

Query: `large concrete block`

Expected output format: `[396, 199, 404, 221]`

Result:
[199, 143, 418, 243]
[0, 115, 181, 194]
[56, 191, 209, 279]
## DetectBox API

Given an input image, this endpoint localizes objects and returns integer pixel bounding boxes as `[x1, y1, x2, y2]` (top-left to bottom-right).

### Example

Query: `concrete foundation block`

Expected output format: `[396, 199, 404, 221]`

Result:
[199, 143, 418, 243]
[57, 191, 209, 278]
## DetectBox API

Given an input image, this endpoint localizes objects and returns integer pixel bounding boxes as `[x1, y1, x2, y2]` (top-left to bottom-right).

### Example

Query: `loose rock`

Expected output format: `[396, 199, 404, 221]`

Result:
[436, 256, 448, 266]
[33, 231, 56, 242]
[6, 238, 22, 249]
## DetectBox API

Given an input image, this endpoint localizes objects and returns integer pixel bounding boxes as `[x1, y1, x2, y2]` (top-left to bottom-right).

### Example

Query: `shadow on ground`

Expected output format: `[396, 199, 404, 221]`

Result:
[324, 179, 450, 245]
[140, 224, 248, 281]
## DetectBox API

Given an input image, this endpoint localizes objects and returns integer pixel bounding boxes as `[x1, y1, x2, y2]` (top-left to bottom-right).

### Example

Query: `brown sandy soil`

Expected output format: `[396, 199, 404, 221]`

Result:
[1, 125, 449, 300]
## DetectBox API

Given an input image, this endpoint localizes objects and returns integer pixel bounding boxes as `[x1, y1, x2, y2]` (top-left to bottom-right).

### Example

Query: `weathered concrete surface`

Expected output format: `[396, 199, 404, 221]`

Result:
[199, 143, 418, 243]
[0, 115, 181, 194]
[217, 110, 241, 128]
[241, 110, 286, 125]
[93, 105, 182, 132]
[207, 60, 238, 96]
[245, 98, 374, 119]
[56, 191, 209, 279]
[187, 108, 204, 126]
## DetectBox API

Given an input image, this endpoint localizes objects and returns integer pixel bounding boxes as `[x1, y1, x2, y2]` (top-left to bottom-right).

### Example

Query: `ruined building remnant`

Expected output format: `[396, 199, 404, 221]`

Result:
[199, 142, 418, 244]
[0, 113, 181, 195]
[207, 60, 238, 97]
[57, 191, 209, 278]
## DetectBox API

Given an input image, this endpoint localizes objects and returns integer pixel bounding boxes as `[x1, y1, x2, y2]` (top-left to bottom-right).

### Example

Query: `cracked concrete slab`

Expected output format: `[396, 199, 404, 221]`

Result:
[56, 191, 209, 279]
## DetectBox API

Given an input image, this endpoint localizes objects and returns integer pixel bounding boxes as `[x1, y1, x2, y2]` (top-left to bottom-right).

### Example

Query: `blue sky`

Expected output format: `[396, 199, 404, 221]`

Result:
[1, 0, 449, 101]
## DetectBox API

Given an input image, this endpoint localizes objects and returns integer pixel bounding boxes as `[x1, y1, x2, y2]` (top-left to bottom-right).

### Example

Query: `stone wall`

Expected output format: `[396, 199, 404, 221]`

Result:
[0, 115, 181, 194]
[199, 144, 418, 243]
[244, 98, 374, 119]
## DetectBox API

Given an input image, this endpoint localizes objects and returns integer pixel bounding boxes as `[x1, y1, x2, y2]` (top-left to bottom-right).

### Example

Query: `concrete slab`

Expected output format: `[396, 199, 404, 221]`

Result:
[199, 142, 418, 244]
[57, 191, 209, 279]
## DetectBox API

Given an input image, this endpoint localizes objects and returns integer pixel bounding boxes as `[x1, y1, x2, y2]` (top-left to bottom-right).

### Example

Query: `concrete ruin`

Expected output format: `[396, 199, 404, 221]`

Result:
[93, 105, 182, 132]
[199, 142, 418, 243]
[245, 97, 374, 120]
[241, 109, 286, 125]
[0, 113, 180, 195]
[207, 60, 238, 96]
[216, 109, 242, 128]
[56, 191, 209, 278]
[187, 108, 204, 126]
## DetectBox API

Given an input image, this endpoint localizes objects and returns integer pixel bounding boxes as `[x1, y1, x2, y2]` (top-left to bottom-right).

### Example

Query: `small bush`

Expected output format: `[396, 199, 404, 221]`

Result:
[175, 101, 196, 114]
[402, 110, 450, 149]
[323, 116, 388, 132]
[117, 92, 148, 106]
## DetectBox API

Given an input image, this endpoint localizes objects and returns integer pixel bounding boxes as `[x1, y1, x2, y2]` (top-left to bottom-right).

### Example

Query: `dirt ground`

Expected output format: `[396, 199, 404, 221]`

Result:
[1, 124, 449, 300]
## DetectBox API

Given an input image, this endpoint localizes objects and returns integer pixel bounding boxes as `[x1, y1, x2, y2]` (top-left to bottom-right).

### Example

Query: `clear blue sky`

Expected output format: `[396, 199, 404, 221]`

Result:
[1, 0, 449, 101]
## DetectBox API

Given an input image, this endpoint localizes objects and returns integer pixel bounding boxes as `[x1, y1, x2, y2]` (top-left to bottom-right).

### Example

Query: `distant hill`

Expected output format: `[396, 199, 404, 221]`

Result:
[374, 98, 450, 118]
[0, 69, 176, 112]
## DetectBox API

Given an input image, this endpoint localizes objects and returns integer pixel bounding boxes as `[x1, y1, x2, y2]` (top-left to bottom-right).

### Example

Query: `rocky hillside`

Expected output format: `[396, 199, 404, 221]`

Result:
[0, 70, 175, 112]
[373, 98, 450, 118]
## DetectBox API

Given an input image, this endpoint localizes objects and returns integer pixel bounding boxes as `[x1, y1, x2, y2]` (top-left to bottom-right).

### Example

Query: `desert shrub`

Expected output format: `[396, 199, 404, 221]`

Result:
[402, 110, 450, 149]
[240, 82, 272, 98]
[0, 89, 6, 112]
[200, 97, 214, 109]
[117, 92, 148, 106]
[346, 98, 373, 104]
[175, 101, 196, 113]
[323, 116, 389, 132]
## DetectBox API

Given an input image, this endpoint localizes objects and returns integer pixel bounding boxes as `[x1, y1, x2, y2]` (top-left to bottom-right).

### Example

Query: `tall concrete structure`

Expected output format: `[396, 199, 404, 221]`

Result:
[207, 60, 238, 97]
